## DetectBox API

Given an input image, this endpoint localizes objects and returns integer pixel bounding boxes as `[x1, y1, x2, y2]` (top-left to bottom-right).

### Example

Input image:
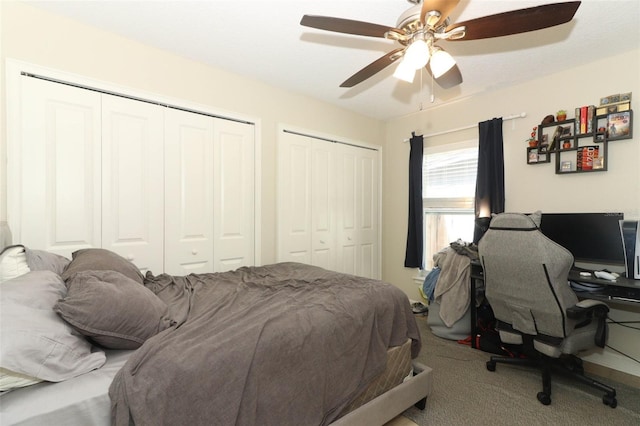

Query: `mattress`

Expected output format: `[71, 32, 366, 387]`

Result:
[0, 343, 416, 426]
[0, 350, 133, 426]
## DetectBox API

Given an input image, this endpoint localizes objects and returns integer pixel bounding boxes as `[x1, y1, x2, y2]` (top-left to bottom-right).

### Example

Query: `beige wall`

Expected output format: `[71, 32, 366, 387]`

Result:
[383, 49, 640, 296]
[0, 2, 384, 264]
[382, 49, 640, 377]
[2, 2, 639, 377]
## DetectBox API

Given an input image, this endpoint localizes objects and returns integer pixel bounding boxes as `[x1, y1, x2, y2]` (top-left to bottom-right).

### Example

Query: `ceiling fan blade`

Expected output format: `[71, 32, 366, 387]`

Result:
[421, 0, 460, 27]
[447, 1, 581, 41]
[340, 48, 404, 88]
[300, 15, 401, 38]
[426, 63, 463, 89]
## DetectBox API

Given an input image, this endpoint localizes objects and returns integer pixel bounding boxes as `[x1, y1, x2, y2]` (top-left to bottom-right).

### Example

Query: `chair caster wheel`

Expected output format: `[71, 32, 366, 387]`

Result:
[537, 392, 551, 405]
[486, 361, 496, 372]
[603, 395, 617, 408]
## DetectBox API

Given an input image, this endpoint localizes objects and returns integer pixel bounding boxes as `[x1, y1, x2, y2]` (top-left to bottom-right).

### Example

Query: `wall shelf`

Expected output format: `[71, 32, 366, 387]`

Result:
[528, 109, 633, 174]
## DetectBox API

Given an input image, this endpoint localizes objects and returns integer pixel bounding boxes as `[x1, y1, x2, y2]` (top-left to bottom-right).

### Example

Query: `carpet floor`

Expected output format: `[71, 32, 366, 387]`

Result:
[401, 314, 640, 425]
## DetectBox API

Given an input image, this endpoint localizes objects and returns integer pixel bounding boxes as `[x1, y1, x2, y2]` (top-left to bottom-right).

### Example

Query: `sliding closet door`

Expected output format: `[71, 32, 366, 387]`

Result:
[335, 145, 358, 276]
[101, 95, 164, 274]
[213, 119, 255, 272]
[164, 113, 254, 274]
[277, 130, 377, 276]
[277, 131, 312, 264]
[12, 77, 101, 258]
[336, 144, 379, 279]
[164, 109, 215, 275]
[355, 146, 379, 279]
[310, 140, 337, 271]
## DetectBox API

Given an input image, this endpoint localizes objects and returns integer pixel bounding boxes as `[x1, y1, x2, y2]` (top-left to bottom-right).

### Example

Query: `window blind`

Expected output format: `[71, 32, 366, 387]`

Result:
[423, 147, 477, 205]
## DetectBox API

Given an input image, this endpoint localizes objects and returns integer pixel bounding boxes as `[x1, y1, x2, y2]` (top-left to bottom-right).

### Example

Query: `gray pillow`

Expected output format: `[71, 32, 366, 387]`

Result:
[25, 248, 70, 275]
[61, 248, 144, 284]
[55, 270, 174, 350]
[0, 271, 106, 382]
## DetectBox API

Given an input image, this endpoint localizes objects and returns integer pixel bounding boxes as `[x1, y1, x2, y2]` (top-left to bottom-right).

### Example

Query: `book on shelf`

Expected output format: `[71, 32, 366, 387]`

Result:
[607, 111, 631, 138]
[587, 105, 594, 133]
[576, 146, 599, 171]
[575, 105, 595, 135]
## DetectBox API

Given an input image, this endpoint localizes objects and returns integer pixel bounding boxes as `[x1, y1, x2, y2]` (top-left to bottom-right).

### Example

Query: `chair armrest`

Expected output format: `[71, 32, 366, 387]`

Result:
[566, 299, 609, 319]
[575, 299, 609, 310]
[567, 299, 609, 348]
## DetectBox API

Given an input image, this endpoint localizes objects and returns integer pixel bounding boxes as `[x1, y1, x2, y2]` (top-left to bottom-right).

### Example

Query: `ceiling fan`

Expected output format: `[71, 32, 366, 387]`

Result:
[300, 0, 581, 89]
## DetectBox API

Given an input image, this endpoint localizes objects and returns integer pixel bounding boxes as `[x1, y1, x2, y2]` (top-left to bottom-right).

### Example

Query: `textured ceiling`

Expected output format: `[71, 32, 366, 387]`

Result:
[25, 0, 640, 120]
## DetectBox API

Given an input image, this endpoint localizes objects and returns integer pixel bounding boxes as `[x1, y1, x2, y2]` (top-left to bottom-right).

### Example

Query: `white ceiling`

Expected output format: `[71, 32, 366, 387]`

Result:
[25, 0, 640, 121]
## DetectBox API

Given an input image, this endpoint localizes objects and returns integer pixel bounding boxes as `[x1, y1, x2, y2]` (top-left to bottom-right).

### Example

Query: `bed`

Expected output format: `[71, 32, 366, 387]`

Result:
[0, 246, 432, 425]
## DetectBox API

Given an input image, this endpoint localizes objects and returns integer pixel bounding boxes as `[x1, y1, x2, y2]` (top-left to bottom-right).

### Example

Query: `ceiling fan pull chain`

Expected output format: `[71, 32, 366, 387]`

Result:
[430, 69, 435, 103]
[419, 68, 424, 111]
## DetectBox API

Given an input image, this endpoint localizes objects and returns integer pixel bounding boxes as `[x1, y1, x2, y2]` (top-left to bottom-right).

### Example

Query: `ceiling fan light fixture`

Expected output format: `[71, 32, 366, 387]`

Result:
[301, 1, 581, 89]
[424, 11, 441, 28]
[403, 38, 430, 70]
[393, 59, 415, 83]
[430, 48, 456, 78]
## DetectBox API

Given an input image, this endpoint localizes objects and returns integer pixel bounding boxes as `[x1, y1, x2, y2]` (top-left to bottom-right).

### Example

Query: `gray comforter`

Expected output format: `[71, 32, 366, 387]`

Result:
[109, 262, 420, 426]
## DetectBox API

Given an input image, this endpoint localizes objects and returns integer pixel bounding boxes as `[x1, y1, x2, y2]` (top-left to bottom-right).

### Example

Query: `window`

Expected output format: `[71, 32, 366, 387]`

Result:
[423, 142, 478, 270]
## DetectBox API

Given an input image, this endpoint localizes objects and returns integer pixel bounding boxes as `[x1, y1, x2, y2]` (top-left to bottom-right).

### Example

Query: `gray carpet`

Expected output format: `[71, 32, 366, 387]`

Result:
[402, 314, 640, 425]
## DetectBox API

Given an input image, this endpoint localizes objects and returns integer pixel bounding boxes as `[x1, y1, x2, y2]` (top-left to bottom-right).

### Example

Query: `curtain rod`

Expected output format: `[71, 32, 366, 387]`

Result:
[404, 112, 527, 141]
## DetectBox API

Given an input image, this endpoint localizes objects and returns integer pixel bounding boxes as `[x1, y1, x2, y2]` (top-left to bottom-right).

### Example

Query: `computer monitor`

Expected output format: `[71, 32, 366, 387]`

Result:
[539, 212, 625, 271]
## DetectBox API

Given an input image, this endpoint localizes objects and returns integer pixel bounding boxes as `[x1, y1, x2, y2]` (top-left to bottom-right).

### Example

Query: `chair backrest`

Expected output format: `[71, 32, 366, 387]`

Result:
[478, 212, 579, 339]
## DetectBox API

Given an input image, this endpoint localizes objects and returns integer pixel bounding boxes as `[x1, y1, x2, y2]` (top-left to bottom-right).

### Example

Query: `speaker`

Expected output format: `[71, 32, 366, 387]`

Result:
[619, 220, 640, 279]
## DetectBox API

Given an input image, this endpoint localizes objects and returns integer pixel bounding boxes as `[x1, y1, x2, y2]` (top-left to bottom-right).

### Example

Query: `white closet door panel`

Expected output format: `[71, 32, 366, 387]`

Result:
[101, 95, 164, 274]
[277, 132, 312, 264]
[336, 144, 379, 279]
[277, 130, 379, 277]
[336, 145, 358, 275]
[164, 109, 215, 275]
[213, 120, 255, 272]
[311, 140, 336, 271]
[357, 150, 379, 279]
[16, 77, 101, 258]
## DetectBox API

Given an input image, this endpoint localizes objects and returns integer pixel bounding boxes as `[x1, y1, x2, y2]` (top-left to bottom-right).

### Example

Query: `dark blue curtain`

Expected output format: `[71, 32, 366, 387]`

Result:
[404, 133, 424, 268]
[473, 118, 505, 243]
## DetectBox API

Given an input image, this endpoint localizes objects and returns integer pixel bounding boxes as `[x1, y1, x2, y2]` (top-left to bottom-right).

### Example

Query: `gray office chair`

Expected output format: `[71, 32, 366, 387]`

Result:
[477, 212, 617, 408]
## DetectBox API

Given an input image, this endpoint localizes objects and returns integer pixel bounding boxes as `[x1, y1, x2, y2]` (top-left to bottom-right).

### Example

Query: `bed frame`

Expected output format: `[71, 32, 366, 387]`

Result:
[332, 362, 432, 425]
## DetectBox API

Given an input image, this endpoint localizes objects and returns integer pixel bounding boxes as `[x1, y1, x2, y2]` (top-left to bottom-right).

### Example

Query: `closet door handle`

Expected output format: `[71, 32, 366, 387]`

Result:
[192, 249, 198, 255]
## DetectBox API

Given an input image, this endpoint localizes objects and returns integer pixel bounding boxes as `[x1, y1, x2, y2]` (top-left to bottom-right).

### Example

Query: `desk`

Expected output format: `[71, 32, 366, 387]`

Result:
[468, 262, 640, 349]
[568, 270, 640, 306]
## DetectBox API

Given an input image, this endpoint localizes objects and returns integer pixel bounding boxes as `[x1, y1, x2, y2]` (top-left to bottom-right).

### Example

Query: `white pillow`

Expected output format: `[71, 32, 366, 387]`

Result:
[0, 271, 106, 386]
[0, 245, 30, 283]
[0, 367, 42, 393]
